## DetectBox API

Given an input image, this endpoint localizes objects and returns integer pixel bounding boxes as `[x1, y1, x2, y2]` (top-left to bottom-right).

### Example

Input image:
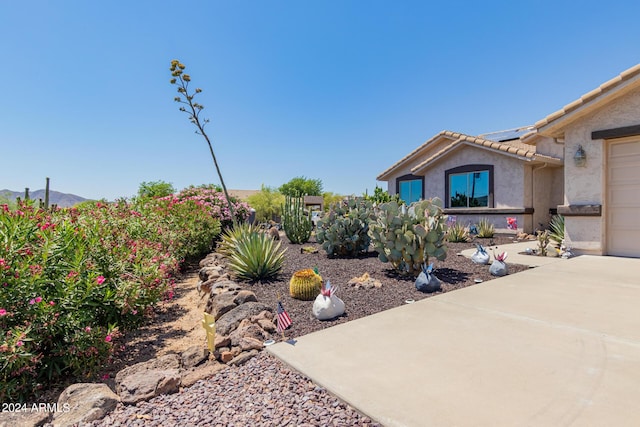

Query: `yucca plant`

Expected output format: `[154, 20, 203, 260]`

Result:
[548, 214, 565, 246]
[226, 231, 286, 281]
[476, 217, 495, 238]
[446, 222, 469, 242]
[218, 222, 259, 257]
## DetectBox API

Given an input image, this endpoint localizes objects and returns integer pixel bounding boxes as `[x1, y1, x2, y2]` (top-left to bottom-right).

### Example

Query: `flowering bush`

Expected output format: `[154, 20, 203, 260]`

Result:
[170, 185, 251, 228]
[0, 197, 221, 401]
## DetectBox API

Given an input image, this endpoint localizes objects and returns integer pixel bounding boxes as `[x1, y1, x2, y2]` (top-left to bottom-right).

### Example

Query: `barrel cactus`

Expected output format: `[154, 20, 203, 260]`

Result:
[316, 198, 375, 257]
[369, 198, 448, 276]
[289, 268, 323, 300]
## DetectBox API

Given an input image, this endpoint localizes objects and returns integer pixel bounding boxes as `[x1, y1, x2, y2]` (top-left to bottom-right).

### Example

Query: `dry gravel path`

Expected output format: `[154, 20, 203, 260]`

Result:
[89, 351, 379, 427]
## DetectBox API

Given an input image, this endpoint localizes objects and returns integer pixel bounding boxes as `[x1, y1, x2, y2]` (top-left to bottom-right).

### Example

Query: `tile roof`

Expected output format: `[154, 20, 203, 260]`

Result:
[411, 131, 561, 174]
[377, 129, 562, 180]
[535, 63, 640, 133]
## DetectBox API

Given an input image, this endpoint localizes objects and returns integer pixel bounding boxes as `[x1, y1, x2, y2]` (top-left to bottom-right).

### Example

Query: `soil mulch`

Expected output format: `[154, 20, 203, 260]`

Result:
[249, 233, 529, 340]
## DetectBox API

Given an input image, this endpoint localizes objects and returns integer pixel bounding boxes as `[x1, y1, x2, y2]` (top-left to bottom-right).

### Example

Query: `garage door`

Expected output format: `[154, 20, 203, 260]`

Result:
[607, 138, 640, 257]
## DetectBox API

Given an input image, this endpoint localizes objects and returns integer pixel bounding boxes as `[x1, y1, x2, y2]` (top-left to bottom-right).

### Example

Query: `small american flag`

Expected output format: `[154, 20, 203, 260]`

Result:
[276, 300, 292, 333]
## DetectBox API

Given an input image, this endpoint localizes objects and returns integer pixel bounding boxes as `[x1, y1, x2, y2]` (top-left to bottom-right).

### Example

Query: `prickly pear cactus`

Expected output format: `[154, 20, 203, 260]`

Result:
[316, 199, 375, 257]
[289, 268, 323, 300]
[369, 198, 448, 276]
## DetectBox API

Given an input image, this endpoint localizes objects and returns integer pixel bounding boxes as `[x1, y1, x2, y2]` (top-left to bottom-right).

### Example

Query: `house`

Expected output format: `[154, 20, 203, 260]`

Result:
[378, 63, 640, 258]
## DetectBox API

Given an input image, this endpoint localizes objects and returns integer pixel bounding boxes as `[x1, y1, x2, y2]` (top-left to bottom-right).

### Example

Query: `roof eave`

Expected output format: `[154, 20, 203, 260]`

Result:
[536, 64, 640, 137]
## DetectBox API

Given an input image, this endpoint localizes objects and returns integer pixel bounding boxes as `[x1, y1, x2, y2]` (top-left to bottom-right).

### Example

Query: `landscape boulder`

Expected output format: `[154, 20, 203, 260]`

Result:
[115, 354, 182, 404]
[216, 302, 274, 335]
[52, 383, 119, 426]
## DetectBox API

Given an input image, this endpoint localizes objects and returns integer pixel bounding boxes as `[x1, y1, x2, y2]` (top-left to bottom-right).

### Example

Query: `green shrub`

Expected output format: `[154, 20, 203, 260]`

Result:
[246, 185, 284, 223]
[476, 218, 495, 238]
[0, 196, 221, 402]
[446, 222, 469, 242]
[226, 229, 286, 281]
[316, 198, 375, 257]
[282, 196, 311, 244]
[369, 199, 448, 276]
[548, 214, 565, 245]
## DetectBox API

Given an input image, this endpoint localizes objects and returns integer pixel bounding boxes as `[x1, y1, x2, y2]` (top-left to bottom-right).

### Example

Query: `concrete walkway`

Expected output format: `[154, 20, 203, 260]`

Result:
[268, 255, 640, 426]
[459, 240, 562, 267]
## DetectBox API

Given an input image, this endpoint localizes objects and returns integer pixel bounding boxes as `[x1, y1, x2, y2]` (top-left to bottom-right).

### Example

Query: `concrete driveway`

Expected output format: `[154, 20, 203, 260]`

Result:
[268, 255, 640, 426]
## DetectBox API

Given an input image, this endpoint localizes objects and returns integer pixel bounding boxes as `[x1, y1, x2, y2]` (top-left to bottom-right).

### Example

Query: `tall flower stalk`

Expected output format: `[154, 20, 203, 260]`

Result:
[169, 59, 236, 223]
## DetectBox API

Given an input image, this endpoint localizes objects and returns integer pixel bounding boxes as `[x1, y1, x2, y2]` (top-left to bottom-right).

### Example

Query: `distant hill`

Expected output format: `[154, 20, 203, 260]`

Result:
[0, 189, 89, 208]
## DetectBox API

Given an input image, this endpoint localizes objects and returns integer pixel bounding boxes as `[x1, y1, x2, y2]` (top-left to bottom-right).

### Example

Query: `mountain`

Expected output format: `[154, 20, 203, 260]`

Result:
[0, 189, 89, 208]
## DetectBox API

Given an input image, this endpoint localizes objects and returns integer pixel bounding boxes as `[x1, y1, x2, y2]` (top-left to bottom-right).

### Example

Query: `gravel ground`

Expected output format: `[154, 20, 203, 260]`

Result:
[90, 351, 380, 427]
[250, 234, 529, 339]
[80, 234, 529, 426]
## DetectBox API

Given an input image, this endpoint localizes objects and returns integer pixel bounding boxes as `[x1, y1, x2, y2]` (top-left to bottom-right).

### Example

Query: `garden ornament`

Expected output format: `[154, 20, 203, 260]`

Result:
[471, 243, 490, 265]
[489, 251, 508, 276]
[312, 280, 345, 321]
[415, 263, 441, 293]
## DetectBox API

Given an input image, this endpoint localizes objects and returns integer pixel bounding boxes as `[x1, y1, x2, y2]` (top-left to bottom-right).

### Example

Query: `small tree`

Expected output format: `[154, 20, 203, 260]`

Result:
[170, 59, 236, 222]
[279, 176, 323, 197]
[363, 185, 400, 205]
[322, 192, 344, 212]
[247, 185, 285, 223]
[138, 180, 176, 199]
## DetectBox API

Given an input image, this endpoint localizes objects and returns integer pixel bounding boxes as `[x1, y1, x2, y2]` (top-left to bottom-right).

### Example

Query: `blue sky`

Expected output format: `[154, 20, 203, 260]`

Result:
[1, 1, 639, 201]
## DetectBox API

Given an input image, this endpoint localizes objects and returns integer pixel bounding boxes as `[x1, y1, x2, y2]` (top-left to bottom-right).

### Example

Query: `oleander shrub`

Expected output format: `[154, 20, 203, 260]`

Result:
[0, 196, 222, 402]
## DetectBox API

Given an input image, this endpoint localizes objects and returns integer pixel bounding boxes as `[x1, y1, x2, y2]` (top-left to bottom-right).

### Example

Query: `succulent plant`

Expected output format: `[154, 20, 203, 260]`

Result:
[369, 198, 448, 276]
[289, 268, 323, 300]
[282, 196, 311, 244]
[446, 222, 469, 242]
[218, 222, 260, 257]
[476, 217, 495, 238]
[226, 229, 286, 281]
[315, 198, 375, 257]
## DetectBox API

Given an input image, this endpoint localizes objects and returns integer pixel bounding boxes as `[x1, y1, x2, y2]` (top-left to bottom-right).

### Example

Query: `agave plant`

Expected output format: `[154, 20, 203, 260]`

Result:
[476, 217, 495, 238]
[446, 222, 469, 243]
[548, 214, 565, 246]
[226, 231, 286, 281]
[218, 222, 260, 257]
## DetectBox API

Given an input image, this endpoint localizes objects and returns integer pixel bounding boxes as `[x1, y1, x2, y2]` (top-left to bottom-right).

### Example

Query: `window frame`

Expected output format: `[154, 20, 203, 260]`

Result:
[444, 165, 494, 209]
[395, 174, 424, 204]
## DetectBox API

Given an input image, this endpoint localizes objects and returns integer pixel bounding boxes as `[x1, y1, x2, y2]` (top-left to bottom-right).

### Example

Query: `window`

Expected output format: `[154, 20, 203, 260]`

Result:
[445, 165, 493, 208]
[396, 174, 423, 204]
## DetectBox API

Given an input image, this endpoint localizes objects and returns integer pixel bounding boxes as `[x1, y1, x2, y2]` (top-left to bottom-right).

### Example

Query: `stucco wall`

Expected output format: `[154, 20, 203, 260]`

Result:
[531, 165, 564, 230]
[560, 85, 640, 255]
[421, 144, 526, 207]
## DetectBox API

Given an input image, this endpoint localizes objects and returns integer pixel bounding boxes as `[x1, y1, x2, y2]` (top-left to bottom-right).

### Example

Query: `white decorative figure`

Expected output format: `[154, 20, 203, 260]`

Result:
[471, 243, 490, 265]
[489, 251, 508, 276]
[312, 280, 345, 321]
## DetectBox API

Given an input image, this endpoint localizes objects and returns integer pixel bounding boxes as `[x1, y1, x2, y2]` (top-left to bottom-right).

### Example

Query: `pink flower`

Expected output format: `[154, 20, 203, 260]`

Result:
[35, 296, 42, 303]
[101, 374, 110, 380]
[0, 308, 7, 316]
[49, 301, 55, 306]
[29, 299, 35, 305]
[96, 276, 105, 285]
[105, 335, 112, 343]
[85, 326, 91, 332]
[16, 341, 23, 347]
